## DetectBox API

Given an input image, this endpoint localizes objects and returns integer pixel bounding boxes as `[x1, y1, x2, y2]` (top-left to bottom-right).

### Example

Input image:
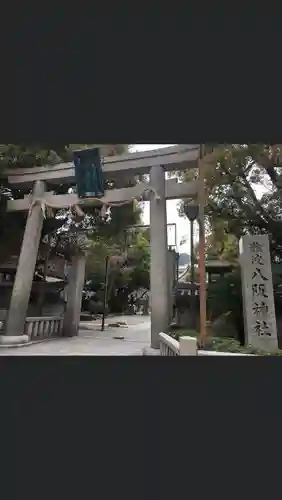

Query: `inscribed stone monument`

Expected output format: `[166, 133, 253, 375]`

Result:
[239, 234, 278, 352]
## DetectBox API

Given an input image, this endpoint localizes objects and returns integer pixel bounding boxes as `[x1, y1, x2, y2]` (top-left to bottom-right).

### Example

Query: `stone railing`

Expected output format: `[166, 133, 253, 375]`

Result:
[159, 333, 255, 356]
[159, 333, 180, 356]
[24, 316, 64, 341]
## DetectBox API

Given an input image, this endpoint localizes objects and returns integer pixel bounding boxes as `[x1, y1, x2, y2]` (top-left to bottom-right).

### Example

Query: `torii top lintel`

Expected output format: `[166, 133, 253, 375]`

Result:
[2, 144, 200, 188]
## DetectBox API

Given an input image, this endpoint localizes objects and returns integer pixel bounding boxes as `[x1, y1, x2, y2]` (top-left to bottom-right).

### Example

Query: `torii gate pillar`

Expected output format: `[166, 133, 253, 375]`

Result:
[149, 165, 169, 349]
[1, 180, 45, 344]
[63, 252, 86, 337]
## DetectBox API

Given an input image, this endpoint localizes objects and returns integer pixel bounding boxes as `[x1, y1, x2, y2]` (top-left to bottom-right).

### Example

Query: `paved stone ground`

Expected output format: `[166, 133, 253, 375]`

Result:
[0, 315, 151, 356]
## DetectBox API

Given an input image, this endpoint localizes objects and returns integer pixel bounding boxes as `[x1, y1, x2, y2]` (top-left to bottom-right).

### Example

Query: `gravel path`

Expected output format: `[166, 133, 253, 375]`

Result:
[0, 315, 151, 356]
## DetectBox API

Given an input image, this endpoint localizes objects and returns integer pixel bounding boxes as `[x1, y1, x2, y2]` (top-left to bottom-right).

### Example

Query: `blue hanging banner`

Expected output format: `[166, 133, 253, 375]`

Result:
[73, 147, 105, 200]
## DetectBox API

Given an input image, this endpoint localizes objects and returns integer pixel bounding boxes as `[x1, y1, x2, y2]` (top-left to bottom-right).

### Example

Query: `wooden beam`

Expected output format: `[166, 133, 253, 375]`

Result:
[7, 180, 199, 212]
[3, 145, 200, 187]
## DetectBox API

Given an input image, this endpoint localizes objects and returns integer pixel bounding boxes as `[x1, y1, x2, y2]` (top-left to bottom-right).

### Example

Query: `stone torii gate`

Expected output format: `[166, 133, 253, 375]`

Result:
[0, 145, 202, 348]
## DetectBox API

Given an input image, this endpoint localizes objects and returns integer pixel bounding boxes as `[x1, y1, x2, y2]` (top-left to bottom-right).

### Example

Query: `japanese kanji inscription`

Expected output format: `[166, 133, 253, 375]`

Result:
[239, 234, 278, 352]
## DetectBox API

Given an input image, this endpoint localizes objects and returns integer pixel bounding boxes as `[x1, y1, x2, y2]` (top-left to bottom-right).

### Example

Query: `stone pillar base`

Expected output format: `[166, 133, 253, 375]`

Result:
[0, 335, 29, 346]
[142, 346, 161, 356]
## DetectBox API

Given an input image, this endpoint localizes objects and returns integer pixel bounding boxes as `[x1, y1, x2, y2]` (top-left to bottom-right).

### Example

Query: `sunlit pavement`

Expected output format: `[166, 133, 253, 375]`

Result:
[0, 316, 151, 355]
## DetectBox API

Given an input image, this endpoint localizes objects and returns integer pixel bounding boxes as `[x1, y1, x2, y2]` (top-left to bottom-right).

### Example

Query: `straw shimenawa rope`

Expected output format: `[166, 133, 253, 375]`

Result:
[28, 184, 161, 219]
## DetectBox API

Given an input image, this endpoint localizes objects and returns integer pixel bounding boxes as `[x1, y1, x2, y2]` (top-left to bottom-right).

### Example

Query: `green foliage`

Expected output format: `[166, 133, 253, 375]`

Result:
[181, 144, 282, 263]
[207, 270, 242, 321]
[169, 328, 198, 339]
[203, 336, 282, 356]
[205, 220, 239, 262]
[85, 228, 150, 313]
[127, 231, 150, 289]
[206, 270, 244, 343]
[169, 328, 282, 355]
[0, 144, 130, 172]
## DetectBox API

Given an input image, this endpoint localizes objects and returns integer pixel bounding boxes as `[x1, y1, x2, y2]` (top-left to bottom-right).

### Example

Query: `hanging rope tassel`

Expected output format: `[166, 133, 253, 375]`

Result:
[101, 204, 108, 219]
[73, 204, 85, 221]
[28, 199, 47, 219]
